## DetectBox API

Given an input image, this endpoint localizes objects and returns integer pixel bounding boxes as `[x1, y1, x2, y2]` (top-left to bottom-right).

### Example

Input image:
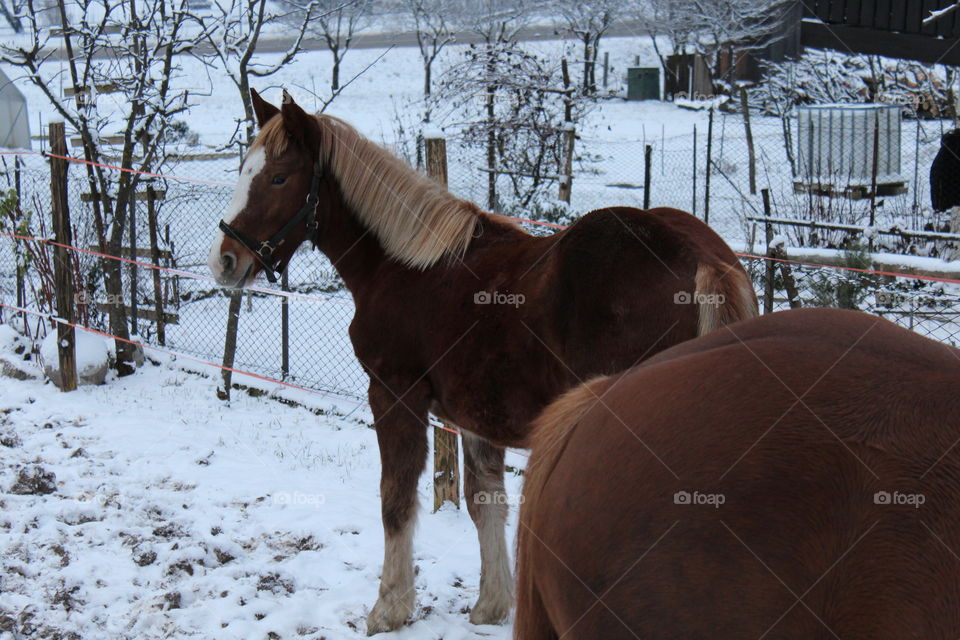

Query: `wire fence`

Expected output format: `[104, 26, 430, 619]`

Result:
[1, 118, 960, 403]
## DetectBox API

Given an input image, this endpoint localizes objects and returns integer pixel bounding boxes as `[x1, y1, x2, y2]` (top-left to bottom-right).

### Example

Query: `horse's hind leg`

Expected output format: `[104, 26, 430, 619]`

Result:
[366, 380, 429, 635]
[463, 432, 513, 625]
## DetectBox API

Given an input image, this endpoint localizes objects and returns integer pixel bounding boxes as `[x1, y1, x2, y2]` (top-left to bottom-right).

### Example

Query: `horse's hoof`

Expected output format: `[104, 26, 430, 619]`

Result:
[366, 596, 412, 635]
[468, 592, 512, 626]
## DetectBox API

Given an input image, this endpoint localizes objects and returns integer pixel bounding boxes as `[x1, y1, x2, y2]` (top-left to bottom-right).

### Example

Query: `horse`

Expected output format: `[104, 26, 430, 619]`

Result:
[207, 89, 758, 634]
[516, 307, 960, 640]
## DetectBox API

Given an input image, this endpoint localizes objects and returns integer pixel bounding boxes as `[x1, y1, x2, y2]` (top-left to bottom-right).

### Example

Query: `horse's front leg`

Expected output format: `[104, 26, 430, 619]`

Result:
[366, 379, 429, 636]
[463, 432, 513, 625]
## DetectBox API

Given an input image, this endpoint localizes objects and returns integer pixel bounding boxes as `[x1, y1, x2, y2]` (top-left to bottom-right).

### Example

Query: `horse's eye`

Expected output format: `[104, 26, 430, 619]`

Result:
[271, 175, 286, 186]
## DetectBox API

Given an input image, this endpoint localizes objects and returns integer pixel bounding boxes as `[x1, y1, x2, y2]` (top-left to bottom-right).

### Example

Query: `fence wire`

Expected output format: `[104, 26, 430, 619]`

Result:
[1, 118, 959, 401]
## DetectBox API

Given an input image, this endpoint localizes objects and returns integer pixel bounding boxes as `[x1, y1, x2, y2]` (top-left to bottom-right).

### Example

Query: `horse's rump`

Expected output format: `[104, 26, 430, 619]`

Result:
[516, 308, 960, 639]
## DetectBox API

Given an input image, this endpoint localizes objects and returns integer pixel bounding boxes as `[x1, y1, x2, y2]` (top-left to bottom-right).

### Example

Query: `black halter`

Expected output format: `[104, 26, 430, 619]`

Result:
[219, 160, 323, 284]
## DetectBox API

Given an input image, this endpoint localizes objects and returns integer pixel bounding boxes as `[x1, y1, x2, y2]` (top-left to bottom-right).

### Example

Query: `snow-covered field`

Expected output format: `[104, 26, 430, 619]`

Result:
[0, 338, 527, 639]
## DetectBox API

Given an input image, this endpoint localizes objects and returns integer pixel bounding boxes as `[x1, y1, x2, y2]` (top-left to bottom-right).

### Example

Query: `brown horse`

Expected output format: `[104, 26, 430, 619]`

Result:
[207, 89, 758, 634]
[517, 307, 960, 640]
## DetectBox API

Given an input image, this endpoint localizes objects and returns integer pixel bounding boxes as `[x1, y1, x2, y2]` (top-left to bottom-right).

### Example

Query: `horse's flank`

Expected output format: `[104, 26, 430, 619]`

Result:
[252, 113, 484, 270]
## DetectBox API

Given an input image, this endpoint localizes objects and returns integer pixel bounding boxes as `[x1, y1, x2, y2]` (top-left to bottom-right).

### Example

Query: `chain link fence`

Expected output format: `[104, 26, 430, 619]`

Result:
[2, 113, 959, 401]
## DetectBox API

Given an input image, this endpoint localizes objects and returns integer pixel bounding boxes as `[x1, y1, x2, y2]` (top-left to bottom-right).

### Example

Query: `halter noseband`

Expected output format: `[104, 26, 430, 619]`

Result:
[218, 160, 323, 284]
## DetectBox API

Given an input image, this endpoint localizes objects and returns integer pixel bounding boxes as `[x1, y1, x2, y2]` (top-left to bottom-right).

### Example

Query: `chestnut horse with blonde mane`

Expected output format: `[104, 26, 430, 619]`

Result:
[207, 89, 758, 634]
[517, 308, 960, 639]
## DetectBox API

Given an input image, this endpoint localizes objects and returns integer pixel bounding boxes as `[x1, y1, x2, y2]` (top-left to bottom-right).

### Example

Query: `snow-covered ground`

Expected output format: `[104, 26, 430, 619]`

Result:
[0, 341, 527, 639]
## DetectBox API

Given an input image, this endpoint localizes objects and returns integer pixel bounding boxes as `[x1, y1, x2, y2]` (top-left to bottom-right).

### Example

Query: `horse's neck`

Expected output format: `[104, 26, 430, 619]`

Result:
[314, 201, 385, 294]
[314, 201, 521, 294]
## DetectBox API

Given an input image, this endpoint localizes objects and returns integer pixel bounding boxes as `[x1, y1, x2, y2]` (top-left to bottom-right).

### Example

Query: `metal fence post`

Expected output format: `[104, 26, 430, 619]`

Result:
[281, 268, 290, 380]
[425, 135, 461, 512]
[643, 144, 652, 209]
[762, 188, 775, 315]
[705, 107, 714, 225]
[49, 122, 77, 391]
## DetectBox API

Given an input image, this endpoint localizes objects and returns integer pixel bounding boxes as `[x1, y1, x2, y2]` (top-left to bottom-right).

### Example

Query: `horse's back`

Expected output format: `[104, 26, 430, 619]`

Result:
[548, 206, 756, 376]
[517, 308, 960, 639]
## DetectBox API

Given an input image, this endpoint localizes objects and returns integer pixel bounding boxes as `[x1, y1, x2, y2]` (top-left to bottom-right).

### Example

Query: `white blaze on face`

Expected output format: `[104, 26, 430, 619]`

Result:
[207, 147, 268, 282]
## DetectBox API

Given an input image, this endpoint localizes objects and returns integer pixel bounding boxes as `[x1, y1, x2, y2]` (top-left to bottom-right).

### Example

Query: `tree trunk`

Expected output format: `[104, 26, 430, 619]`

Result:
[424, 57, 432, 98]
[332, 52, 341, 91]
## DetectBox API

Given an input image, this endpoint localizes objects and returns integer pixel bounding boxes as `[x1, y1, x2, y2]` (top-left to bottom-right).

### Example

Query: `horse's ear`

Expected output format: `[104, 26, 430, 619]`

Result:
[250, 88, 279, 129]
[280, 90, 314, 140]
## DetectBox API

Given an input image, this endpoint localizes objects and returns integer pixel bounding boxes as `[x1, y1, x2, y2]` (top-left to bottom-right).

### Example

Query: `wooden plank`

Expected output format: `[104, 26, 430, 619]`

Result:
[829, 0, 846, 23]
[801, 21, 960, 65]
[847, 0, 863, 25]
[81, 191, 166, 202]
[744, 215, 960, 241]
[63, 83, 119, 96]
[875, 0, 892, 29]
[71, 135, 125, 147]
[903, 0, 924, 33]
[94, 303, 178, 325]
[861, 0, 876, 27]
[86, 245, 172, 260]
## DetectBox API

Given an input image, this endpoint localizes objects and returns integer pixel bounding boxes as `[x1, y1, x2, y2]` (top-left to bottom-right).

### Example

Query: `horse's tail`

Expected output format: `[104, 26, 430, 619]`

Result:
[516, 377, 610, 640]
[695, 261, 759, 336]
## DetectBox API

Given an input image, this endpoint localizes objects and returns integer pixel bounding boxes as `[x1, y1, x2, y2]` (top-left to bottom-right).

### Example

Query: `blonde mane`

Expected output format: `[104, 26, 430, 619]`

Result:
[252, 113, 482, 270]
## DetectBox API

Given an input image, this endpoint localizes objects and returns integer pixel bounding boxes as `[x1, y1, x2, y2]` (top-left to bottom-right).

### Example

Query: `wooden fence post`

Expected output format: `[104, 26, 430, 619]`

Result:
[558, 58, 575, 205]
[704, 106, 715, 225]
[643, 144, 652, 209]
[740, 87, 757, 195]
[692, 124, 697, 216]
[281, 268, 290, 380]
[146, 183, 166, 345]
[425, 135, 461, 512]
[218, 290, 243, 401]
[129, 192, 138, 337]
[761, 188, 775, 315]
[49, 121, 77, 391]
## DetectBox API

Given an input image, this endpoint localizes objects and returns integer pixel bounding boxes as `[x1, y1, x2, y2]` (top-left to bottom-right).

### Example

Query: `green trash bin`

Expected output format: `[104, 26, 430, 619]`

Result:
[626, 67, 660, 101]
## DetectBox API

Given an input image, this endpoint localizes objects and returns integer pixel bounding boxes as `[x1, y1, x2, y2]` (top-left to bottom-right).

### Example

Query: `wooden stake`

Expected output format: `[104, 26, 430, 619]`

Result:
[740, 86, 757, 195]
[146, 184, 165, 345]
[761, 188, 775, 315]
[425, 135, 460, 512]
[49, 121, 77, 391]
[218, 290, 243, 401]
[704, 107, 715, 225]
[643, 144, 652, 209]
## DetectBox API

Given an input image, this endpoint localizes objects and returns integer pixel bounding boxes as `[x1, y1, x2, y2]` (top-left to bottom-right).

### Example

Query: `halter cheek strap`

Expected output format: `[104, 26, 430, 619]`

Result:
[218, 160, 323, 284]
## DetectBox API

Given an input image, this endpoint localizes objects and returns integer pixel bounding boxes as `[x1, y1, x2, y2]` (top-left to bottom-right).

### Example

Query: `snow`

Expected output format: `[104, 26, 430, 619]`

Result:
[39, 329, 110, 379]
[0, 355, 524, 639]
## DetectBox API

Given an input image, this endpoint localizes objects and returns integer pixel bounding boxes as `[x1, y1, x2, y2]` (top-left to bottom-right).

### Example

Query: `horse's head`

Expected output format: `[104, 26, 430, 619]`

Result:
[208, 89, 323, 287]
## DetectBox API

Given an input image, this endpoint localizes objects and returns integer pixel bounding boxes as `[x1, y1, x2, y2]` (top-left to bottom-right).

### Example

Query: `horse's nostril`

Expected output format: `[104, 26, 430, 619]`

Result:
[220, 253, 236, 273]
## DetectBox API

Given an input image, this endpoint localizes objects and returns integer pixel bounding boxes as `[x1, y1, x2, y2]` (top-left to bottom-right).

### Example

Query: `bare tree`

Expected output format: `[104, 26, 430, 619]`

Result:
[433, 45, 593, 213]
[638, 0, 790, 66]
[551, 0, 620, 92]
[200, 0, 317, 147]
[0, 0, 24, 33]
[404, 0, 458, 101]
[282, 0, 371, 93]
[0, 0, 210, 374]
